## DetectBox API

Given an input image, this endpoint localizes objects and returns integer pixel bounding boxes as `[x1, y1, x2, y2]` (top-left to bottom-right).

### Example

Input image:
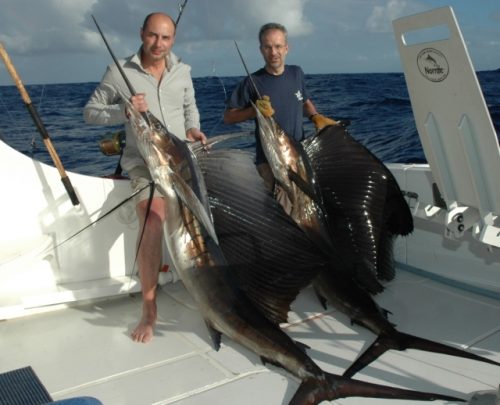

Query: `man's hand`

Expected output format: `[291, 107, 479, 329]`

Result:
[130, 93, 148, 113]
[186, 127, 207, 145]
[256, 95, 275, 117]
[310, 113, 339, 131]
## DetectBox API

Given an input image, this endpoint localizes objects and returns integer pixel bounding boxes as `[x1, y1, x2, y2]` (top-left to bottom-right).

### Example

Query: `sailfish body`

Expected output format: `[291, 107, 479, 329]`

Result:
[303, 125, 414, 293]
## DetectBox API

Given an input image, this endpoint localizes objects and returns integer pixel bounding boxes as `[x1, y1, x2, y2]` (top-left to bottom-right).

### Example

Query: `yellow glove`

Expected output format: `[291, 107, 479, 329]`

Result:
[255, 95, 275, 117]
[310, 113, 338, 131]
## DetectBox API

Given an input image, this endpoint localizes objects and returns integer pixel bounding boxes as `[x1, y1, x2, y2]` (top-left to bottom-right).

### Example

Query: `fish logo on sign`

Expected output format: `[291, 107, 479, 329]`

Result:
[417, 48, 449, 82]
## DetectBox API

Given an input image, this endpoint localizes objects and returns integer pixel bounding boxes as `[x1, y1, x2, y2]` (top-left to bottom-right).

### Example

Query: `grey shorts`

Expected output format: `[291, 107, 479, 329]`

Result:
[128, 166, 163, 204]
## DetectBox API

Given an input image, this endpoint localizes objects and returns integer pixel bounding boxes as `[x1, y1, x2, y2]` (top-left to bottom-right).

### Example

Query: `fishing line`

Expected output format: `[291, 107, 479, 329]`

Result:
[207, 61, 228, 136]
[0, 88, 18, 135]
[37, 182, 151, 256]
[0, 90, 14, 119]
[213, 61, 228, 100]
[36, 84, 45, 110]
[0, 87, 39, 151]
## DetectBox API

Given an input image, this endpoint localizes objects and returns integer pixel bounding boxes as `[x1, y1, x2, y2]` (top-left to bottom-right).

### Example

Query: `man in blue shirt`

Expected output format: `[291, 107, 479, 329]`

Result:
[223, 22, 338, 189]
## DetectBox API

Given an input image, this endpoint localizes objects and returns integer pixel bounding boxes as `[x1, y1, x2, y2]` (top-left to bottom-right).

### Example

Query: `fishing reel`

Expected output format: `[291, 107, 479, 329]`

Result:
[98, 129, 126, 156]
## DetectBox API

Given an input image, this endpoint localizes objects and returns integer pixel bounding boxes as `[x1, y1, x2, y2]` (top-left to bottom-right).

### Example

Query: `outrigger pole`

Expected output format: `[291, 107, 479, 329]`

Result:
[0, 42, 80, 206]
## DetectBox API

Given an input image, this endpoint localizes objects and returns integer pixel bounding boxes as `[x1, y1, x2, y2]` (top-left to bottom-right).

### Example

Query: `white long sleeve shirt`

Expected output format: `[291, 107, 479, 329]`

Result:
[84, 50, 201, 172]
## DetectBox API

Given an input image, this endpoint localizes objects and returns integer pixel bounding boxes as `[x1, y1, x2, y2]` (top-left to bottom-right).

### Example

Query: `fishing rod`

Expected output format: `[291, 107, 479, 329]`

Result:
[175, 0, 189, 26]
[91, 16, 139, 99]
[0, 42, 80, 206]
[207, 61, 228, 136]
[233, 40, 262, 100]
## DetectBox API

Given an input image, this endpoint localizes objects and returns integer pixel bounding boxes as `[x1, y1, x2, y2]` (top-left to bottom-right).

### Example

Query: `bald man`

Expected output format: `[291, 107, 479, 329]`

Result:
[84, 12, 206, 343]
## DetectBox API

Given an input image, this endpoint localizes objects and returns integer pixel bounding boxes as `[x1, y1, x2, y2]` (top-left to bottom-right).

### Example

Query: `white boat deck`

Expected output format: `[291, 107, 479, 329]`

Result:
[1, 267, 499, 405]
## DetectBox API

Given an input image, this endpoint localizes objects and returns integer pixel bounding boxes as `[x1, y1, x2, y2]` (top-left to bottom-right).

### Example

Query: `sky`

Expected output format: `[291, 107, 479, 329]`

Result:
[0, 0, 499, 85]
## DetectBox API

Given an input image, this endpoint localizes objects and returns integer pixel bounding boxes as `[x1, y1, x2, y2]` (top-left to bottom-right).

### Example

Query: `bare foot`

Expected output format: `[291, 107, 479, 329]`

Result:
[131, 301, 156, 343]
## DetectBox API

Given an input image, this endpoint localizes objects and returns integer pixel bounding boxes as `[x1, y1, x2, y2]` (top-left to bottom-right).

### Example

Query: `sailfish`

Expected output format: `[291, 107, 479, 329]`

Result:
[233, 40, 334, 256]
[262, 113, 500, 376]
[230, 41, 408, 293]
[237, 30, 500, 371]
[191, 140, 465, 403]
[124, 101, 466, 405]
[233, 39, 499, 377]
[302, 125, 500, 376]
[257, 104, 500, 377]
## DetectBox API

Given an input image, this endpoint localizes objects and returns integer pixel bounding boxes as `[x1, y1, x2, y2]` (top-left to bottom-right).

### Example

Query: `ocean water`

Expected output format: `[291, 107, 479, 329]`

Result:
[0, 71, 499, 177]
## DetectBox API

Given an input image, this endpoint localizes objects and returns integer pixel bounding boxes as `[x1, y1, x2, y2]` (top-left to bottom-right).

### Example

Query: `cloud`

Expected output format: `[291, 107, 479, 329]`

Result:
[0, 0, 97, 54]
[253, 0, 313, 37]
[171, 0, 313, 43]
[81, 0, 314, 43]
[1, 0, 499, 84]
[0, 0, 314, 57]
[366, 0, 426, 33]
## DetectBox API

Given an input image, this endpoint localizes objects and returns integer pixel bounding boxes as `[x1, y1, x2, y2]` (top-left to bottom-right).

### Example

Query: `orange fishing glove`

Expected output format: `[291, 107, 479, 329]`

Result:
[255, 95, 275, 117]
[310, 113, 338, 131]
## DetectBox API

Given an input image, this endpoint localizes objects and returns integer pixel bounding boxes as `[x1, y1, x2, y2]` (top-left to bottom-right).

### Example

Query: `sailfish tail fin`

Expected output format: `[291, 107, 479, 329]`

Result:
[342, 335, 390, 378]
[343, 332, 500, 378]
[289, 372, 465, 404]
[397, 331, 500, 367]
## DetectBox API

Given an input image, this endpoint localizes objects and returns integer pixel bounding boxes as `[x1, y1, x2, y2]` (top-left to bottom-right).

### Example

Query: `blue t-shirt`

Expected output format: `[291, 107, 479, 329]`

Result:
[227, 65, 311, 164]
